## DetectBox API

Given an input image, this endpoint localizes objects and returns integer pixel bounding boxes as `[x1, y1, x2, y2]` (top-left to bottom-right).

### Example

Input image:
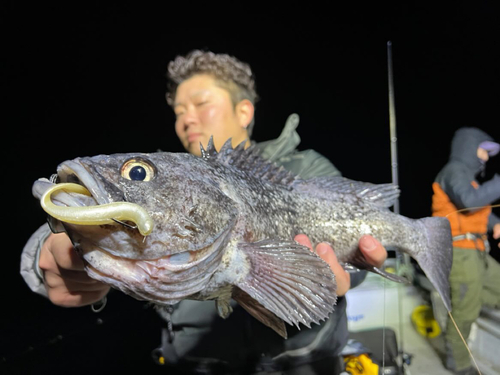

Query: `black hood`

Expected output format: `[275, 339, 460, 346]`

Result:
[449, 127, 495, 173]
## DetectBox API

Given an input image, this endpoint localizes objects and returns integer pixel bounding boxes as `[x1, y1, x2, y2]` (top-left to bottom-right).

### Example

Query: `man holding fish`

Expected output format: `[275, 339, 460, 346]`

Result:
[22, 49, 390, 374]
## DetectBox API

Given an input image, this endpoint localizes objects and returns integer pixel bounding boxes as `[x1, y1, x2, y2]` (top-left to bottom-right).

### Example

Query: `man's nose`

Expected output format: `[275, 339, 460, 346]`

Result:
[180, 107, 198, 130]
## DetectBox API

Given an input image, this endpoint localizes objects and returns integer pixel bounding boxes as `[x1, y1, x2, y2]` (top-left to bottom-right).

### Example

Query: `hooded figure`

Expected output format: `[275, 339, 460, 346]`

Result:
[431, 127, 500, 375]
[433, 127, 500, 249]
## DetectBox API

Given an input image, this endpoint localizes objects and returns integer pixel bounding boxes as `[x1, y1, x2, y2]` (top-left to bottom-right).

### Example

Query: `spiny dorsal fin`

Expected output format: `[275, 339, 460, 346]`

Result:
[201, 137, 297, 187]
[200, 136, 217, 159]
[296, 176, 400, 208]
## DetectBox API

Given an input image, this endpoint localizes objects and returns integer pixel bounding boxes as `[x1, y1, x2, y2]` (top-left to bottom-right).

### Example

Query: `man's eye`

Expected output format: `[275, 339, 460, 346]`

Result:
[196, 101, 208, 107]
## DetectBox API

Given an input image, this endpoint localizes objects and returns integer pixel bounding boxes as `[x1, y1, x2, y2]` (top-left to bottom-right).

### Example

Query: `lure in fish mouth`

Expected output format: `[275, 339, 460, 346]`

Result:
[39, 182, 154, 236]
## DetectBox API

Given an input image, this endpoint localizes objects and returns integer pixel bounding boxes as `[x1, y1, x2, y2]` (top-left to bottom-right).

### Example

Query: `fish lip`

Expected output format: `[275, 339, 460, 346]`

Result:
[57, 159, 111, 205]
[32, 177, 98, 208]
[32, 159, 113, 208]
[32, 178, 55, 200]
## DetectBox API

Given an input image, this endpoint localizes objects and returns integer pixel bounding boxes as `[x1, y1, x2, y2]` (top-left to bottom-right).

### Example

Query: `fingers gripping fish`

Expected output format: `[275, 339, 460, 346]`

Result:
[33, 138, 453, 338]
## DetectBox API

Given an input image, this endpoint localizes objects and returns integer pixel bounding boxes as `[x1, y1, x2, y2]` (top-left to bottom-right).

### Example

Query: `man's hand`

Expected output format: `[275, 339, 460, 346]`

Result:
[493, 223, 500, 248]
[38, 233, 110, 307]
[294, 234, 387, 296]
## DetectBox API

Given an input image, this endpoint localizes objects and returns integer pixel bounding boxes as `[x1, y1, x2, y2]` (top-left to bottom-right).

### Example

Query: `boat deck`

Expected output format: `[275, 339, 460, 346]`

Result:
[345, 270, 500, 374]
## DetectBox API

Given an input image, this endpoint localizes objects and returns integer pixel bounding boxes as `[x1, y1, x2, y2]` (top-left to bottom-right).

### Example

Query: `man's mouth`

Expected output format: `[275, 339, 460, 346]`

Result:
[187, 133, 202, 143]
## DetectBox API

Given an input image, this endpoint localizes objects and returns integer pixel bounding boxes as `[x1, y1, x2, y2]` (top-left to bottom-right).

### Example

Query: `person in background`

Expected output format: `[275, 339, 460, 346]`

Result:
[431, 127, 500, 375]
[21, 50, 388, 374]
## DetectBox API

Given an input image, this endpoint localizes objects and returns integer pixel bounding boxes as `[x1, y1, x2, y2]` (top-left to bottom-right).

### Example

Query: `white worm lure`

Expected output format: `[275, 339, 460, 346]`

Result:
[40, 183, 154, 236]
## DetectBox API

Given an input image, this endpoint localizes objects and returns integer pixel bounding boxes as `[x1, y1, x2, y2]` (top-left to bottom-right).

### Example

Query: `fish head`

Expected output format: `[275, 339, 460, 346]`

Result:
[33, 152, 237, 303]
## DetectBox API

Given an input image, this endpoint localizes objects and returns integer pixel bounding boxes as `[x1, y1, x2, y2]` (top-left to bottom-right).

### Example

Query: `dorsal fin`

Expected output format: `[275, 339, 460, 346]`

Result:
[200, 137, 297, 187]
[295, 176, 400, 208]
[200, 136, 218, 159]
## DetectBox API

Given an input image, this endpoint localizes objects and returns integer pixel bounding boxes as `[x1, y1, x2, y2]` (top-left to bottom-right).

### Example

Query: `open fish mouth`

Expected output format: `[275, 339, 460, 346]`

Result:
[33, 160, 154, 236]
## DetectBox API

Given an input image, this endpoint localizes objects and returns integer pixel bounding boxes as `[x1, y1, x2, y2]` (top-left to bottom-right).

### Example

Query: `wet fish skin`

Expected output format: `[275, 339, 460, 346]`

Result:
[33, 139, 453, 338]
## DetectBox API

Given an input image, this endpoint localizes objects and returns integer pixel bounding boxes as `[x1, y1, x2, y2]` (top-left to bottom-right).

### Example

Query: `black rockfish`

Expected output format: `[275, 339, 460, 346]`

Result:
[32, 139, 453, 338]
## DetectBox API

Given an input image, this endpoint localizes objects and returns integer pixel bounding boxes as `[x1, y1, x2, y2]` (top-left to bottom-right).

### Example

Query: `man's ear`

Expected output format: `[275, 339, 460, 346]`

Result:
[235, 99, 255, 129]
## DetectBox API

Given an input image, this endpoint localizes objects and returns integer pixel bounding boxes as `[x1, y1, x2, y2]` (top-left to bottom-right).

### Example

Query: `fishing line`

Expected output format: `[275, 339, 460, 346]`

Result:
[445, 203, 500, 217]
[447, 311, 483, 375]
[382, 276, 386, 371]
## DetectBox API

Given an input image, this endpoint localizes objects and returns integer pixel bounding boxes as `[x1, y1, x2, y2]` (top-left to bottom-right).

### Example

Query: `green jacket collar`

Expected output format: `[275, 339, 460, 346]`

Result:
[254, 113, 301, 161]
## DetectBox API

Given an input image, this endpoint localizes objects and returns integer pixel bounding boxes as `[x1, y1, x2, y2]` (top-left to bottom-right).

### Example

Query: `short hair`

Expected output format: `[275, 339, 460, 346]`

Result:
[166, 50, 259, 137]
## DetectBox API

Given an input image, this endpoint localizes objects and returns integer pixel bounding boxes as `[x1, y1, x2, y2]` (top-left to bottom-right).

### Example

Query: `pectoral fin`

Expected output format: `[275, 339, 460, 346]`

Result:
[234, 239, 337, 337]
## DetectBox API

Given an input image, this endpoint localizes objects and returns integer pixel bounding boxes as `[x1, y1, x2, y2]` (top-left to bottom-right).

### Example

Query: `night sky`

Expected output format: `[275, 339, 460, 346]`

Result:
[3, 3, 499, 374]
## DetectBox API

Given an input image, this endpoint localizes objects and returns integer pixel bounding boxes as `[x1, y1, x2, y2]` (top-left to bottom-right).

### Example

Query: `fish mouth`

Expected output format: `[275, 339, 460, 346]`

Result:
[33, 159, 153, 236]
[33, 160, 111, 204]
[57, 160, 115, 205]
[32, 159, 113, 209]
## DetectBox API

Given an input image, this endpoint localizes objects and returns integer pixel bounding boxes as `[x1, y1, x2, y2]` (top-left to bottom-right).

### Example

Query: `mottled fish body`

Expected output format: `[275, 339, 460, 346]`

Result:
[33, 140, 452, 338]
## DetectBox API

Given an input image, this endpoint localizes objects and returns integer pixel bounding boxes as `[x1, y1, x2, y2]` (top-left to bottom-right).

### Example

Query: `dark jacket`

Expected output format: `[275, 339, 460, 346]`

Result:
[432, 127, 500, 248]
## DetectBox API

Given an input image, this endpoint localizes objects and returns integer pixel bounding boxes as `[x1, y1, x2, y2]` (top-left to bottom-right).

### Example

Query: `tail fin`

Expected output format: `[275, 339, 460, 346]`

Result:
[413, 217, 453, 312]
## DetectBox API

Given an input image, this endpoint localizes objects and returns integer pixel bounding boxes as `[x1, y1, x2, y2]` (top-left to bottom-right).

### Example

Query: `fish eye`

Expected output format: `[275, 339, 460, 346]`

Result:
[121, 158, 156, 181]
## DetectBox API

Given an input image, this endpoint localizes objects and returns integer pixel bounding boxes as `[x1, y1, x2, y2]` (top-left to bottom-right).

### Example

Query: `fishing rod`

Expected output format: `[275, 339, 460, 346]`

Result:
[386, 41, 412, 373]
[387, 41, 399, 216]
[387, 41, 411, 276]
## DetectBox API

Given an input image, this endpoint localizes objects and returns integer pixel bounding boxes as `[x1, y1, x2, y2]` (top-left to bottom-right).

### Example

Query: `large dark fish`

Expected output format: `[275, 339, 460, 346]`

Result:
[32, 139, 453, 338]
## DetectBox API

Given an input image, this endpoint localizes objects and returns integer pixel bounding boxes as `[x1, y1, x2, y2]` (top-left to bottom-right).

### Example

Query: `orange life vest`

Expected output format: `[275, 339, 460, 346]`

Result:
[431, 182, 491, 250]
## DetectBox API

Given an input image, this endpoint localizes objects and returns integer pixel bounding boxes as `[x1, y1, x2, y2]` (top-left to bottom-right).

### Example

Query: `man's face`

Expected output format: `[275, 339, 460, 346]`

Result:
[173, 74, 249, 156]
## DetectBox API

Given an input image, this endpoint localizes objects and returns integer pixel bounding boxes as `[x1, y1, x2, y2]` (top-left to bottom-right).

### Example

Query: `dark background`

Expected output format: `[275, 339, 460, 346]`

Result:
[2, 2, 499, 374]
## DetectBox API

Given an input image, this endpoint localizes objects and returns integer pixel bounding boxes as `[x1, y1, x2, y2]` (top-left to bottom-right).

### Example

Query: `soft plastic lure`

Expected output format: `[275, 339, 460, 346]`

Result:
[40, 183, 154, 236]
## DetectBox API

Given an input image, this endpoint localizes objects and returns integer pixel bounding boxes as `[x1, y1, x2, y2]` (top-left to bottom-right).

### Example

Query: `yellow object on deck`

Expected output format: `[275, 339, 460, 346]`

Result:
[411, 304, 441, 338]
[344, 353, 379, 375]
